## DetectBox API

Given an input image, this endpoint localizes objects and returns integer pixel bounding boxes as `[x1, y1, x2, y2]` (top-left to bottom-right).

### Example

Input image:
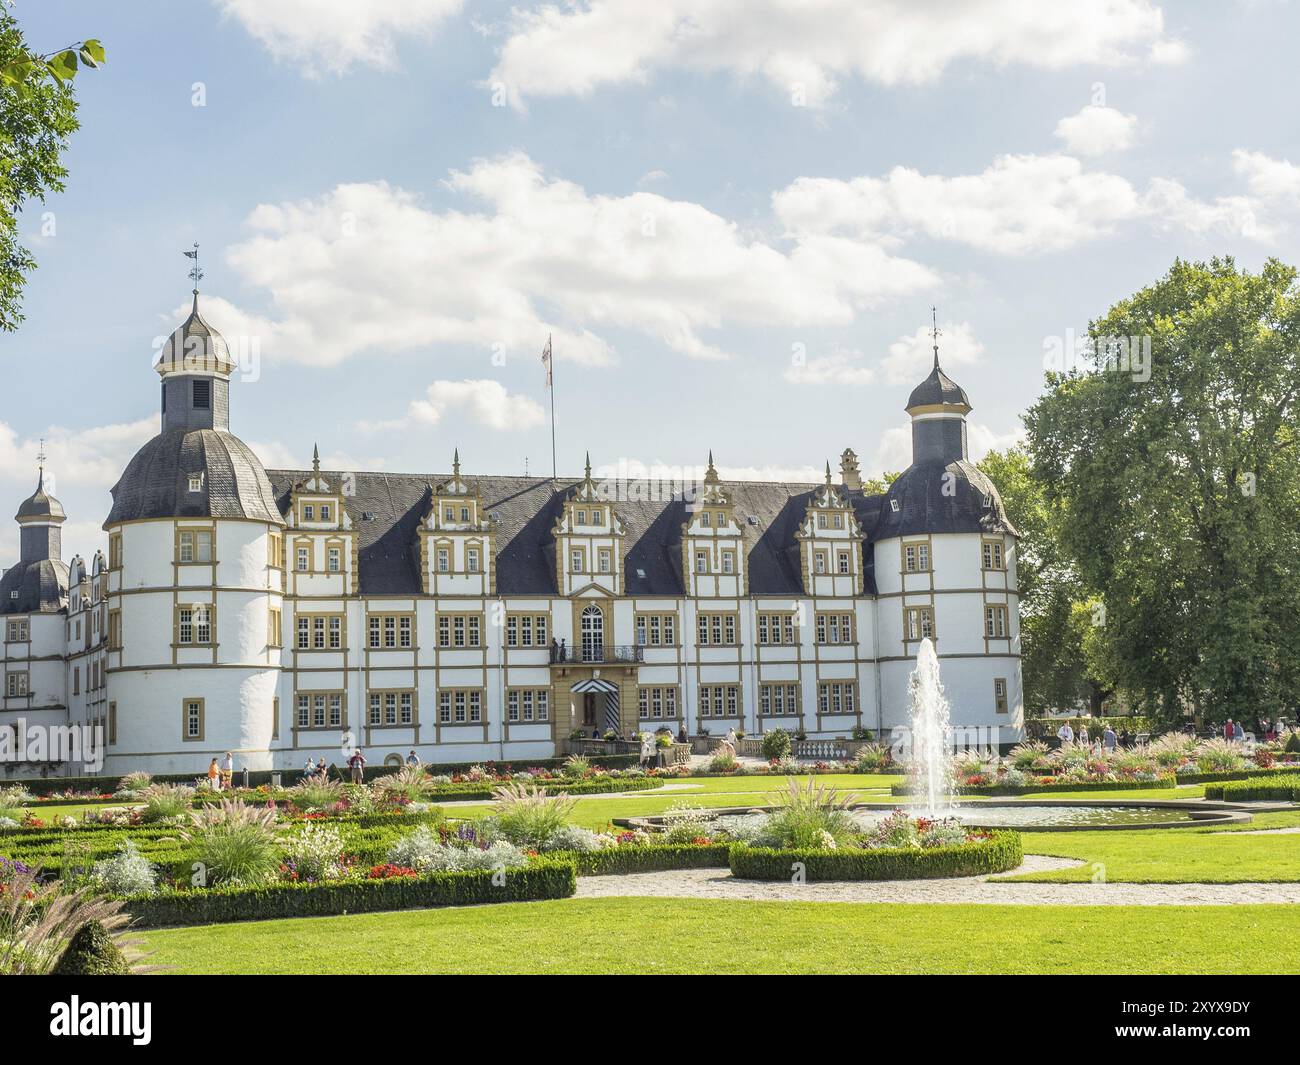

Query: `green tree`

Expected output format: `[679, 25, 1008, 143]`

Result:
[977, 445, 1111, 714]
[0, 13, 103, 330]
[1026, 257, 1300, 729]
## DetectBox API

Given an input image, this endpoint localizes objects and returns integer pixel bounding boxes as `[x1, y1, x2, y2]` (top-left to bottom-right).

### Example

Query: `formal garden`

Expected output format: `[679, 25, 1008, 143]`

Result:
[6, 728, 1300, 975]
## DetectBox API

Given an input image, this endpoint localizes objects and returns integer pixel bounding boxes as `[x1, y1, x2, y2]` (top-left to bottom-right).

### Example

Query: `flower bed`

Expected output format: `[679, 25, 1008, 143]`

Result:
[1204, 776, 1300, 802]
[727, 831, 1022, 882]
[893, 775, 1177, 797]
[116, 858, 577, 928]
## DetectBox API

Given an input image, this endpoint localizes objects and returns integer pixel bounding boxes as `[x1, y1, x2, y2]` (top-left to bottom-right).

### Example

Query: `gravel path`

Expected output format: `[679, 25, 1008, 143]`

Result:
[573, 857, 1300, 905]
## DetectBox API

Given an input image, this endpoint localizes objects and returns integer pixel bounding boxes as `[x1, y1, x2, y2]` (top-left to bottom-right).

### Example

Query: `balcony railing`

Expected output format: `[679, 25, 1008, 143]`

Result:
[549, 643, 644, 664]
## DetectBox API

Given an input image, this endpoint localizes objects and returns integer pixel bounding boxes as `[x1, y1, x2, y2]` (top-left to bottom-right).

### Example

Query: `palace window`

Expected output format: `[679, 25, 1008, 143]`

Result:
[637, 686, 679, 720]
[694, 550, 708, 574]
[597, 548, 612, 574]
[721, 550, 736, 575]
[108, 610, 121, 650]
[327, 547, 341, 573]
[570, 548, 586, 574]
[5, 618, 29, 642]
[698, 684, 740, 718]
[506, 688, 551, 722]
[177, 529, 213, 564]
[984, 604, 1009, 639]
[320, 504, 331, 522]
[436, 547, 450, 573]
[368, 690, 415, 727]
[108, 533, 123, 570]
[268, 531, 283, 569]
[994, 678, 1009, 714]
[817, 681, 857, 715]
[367, 614, 413, 650]
[296, 546, 310, 572]
[296, 691, 344, 729]
[5, 672, 29, 697]
[982, 539, 1005, 571]
[815, 612, 854, 645]
[108, 702, 117, 745]
[188, 475, 203, 493]
[505, 613, 549, 647]
[756, 612, 796, 645]
[437, 689, 483, 724]
[697, 612, 738, 646]
[759, 682, 800, 717]
[904, 606, 935, 641]
[437, 613, 483, 649]
[634, 612, 676, 647]
[303, 504, 314, 521]
[903, 541, 931, 573]
[182, 697, 204, 741]
[297, 614, 343, 651]
[813, 550, 827, 574]
[267, 607, 282, 647]
[467, 547, 480, 573]
[837, 551, 851, 574]
[176, 605, 213, 645]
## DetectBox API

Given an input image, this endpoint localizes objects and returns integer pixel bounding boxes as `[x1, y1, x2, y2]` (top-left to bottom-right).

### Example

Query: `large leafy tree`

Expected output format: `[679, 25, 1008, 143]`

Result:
[0, 13, 103, 330]
[977, 445, 1112, 714]
[1026, 257, 1300, 729]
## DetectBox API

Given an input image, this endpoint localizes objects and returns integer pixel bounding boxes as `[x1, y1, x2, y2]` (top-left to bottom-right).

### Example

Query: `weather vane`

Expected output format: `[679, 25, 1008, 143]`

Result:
[183, 242, 203, 290]
[931, 305, 941, 367]
[36, 437, 46, 473]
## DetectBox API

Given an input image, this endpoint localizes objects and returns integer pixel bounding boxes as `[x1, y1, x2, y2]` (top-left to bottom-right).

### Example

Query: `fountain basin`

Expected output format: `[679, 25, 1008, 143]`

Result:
[619, 800, 1252, 833]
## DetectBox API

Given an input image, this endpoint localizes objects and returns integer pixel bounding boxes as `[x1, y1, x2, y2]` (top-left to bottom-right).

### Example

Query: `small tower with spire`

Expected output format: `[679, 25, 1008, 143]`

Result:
[156, 243, 237, 434]
[15, 448, 66, 564]
[904, 307, 972, 466]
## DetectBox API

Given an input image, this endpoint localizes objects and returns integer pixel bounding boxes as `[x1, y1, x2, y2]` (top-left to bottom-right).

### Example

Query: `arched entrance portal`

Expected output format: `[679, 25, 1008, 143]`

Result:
[571, 677, 621, 736]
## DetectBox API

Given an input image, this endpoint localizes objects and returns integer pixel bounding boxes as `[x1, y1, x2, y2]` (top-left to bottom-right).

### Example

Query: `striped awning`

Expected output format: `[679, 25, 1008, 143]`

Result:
[570, 678, 619, 694]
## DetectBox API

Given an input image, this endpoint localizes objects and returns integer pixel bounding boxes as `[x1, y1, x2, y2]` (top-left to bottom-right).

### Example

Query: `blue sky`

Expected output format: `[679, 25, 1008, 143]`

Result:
[3, 0, 1299, 564]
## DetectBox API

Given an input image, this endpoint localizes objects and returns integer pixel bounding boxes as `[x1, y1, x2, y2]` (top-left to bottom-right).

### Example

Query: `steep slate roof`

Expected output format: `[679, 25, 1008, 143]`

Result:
[264, 470, 885, 599]
[107, 429, 283, 527]
[0, 558, 69, 615]
[906, 363, 971, 410]
[15, 471, 65, 522]
[872, 459, 1019, 541]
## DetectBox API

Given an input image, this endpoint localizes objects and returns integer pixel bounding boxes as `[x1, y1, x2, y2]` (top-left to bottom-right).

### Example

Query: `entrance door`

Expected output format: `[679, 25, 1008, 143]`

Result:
[580, 604, 604, 662]
[582, 692, 599, 727]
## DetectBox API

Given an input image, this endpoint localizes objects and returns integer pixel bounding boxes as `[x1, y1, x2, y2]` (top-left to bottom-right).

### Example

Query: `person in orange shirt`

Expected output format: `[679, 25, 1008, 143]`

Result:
[207, 757, 220, 792]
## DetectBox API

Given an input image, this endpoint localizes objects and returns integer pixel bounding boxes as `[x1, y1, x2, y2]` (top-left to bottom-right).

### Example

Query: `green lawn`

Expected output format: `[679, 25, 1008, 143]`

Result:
[140, 897, 1300, 974]
[1001, 810, 1300, 883]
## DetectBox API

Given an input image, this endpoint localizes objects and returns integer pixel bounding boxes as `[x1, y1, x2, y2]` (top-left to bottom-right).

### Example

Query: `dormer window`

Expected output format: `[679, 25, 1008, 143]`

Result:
[304, 504, 314, 521]
[320, 504, 330, 522]
[577, 509, 587, 524]
[700, 511, 711, 528]
[890, 499, 900, 512]
[460, 506, 470, 522]
[188, 475, 203, 493]
[591, 509, 604, 526]
[444, 507, 454, 522]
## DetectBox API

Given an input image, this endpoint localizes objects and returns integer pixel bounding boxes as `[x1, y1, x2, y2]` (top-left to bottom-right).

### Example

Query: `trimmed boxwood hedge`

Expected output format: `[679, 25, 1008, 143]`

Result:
[117, 857, 578, 928]
[1176, 766, 1300, 785]
[892, 775, 1176, 797]
[1204, 776, 1300, 802]
[727, 831, 1023, 882]
[555, 843, 731, 876]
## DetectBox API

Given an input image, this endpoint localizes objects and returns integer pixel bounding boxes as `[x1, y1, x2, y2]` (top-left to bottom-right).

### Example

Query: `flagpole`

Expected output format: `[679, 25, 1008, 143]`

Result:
[548, 333, 557, 482]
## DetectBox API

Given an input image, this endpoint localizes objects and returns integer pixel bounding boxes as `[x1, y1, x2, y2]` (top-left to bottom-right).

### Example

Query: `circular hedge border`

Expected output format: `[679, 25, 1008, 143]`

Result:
[727, 831, 1023, 882]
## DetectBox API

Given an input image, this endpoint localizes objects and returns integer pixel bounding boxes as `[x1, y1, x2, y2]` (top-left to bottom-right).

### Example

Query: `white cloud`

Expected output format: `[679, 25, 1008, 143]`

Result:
[784, 347, 874, 386]
[1233, 149, 1300, 201]
[490, 0, 1176, 106]
[775, 152, 1274, 255]
[361, 379, 546, 434]
[222, 153, 936, 367]
[213, 0, 463, 75]
[1054, 104, 1139, 155]
[882, 322, 985, 385]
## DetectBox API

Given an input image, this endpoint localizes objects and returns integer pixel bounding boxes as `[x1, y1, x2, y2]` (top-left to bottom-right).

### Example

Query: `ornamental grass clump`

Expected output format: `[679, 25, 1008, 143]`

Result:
[138, 782, 195, 823]
[853, 742, 892, 772]
[561, 754, 590, 779]
[180, 800, 282, 887]
[0, 866, 132, 975]
[0, 785, 28, 823]
[373, 764, 432, 803]
[762, 779, 858, 850]
[115, 771, 153, 796]
[661, 803, 715, 844]
[289, 776, 344, 813]
[1008, 740, 1048, 770]
[384, 824, 528, 873]
[1144, 733, 1196, 770]
[1194, 738, 1248, 774]
[91, 840, 159, 896]
[489, 782, 576, 849]
[708, 745, 739, 773]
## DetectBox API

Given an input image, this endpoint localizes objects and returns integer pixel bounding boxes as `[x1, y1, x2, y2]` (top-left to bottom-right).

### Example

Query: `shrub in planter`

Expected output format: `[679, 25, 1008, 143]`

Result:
[853, 743, 892, 773]
[490, 782, 577, 848]
[562, 754, 590, 779]
[761, 779, 859, 849]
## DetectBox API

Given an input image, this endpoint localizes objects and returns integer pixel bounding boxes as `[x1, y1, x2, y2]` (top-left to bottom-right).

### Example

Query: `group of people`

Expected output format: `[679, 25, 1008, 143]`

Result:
[204, 752, 235, 791]
[1055, 721, 1127, 752]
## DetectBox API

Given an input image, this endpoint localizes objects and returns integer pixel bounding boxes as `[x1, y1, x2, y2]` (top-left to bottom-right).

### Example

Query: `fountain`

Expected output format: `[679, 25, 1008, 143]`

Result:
[908, 637, 955, 814]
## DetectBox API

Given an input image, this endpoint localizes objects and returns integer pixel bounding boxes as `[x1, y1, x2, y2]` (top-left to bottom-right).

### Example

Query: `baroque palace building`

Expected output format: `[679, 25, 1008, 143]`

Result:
[0, 288, 1022, 776]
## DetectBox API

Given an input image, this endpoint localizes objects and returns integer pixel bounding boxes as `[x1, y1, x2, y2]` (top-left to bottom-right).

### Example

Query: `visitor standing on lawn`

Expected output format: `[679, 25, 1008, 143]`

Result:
[348, 747, 366, 784]
[207, 757, 221, 791]
[221, 751, 234, 790]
